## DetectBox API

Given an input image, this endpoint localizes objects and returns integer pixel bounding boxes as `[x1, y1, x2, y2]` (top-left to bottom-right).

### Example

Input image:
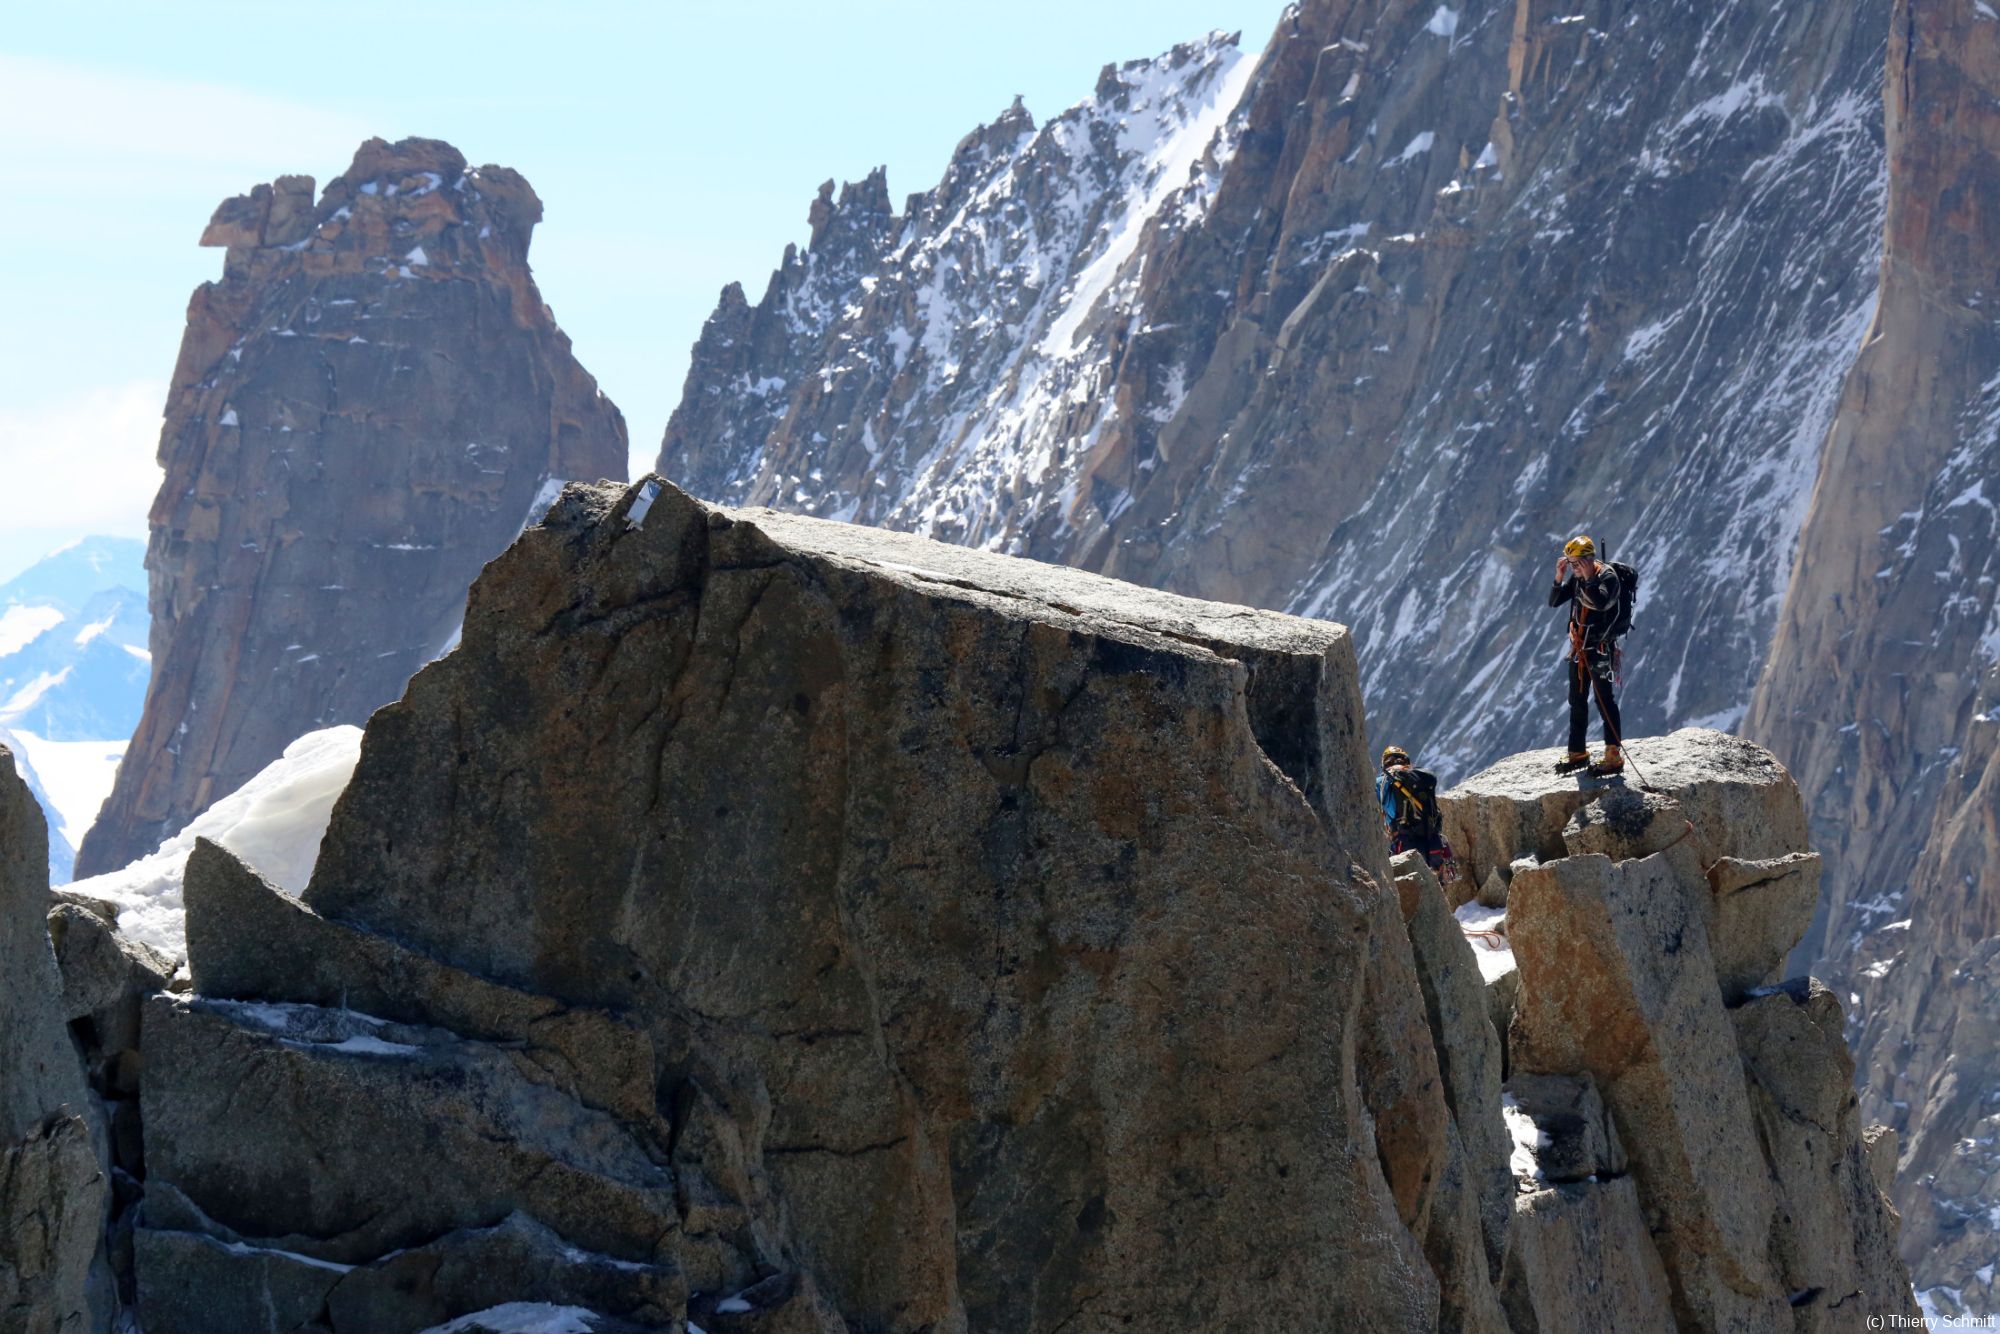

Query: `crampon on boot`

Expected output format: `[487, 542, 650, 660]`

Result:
[1589, 745, 1625, 778]
[1554, 751, 1591, 775]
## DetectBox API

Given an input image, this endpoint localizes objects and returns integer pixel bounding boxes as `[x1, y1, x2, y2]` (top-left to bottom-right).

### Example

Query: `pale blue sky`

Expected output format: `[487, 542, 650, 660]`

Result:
[0, 1, 1287, 583]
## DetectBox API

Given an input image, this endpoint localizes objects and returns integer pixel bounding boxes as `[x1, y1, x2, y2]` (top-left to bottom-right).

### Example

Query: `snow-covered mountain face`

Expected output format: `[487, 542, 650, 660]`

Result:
[663, 1, 1888, 780]
[665, 32, 1261, 541]
[0, 537, 151, 882]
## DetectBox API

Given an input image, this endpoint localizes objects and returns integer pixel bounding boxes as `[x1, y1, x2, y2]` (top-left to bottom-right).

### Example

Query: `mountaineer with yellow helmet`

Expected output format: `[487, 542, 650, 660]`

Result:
[1549, 535, 1639, 776]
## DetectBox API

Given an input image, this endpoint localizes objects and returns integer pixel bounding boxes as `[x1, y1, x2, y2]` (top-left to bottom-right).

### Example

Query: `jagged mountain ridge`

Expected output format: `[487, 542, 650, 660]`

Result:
[76, 136, 629, 879]
[666, 31, 1260, 534]
[661, 0, 1889, 778]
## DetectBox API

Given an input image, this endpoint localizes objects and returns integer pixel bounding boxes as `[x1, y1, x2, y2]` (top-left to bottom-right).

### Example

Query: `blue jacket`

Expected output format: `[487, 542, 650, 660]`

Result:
[1376, 771, 1408, 831]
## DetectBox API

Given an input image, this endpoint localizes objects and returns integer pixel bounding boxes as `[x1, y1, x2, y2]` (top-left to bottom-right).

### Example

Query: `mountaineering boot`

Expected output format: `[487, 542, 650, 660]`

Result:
[1589, 745, 1625, 777]
[1554, 751, 1591, 775]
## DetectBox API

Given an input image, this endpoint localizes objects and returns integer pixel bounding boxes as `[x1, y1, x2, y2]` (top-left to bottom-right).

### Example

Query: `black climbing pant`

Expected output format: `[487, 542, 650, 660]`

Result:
[1566, 647, 1622, 754]
[1392, 829, 1453, 874]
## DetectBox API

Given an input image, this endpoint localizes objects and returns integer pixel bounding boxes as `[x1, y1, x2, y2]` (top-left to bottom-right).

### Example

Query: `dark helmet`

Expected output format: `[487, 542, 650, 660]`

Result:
[1381, 745, 1410, 769]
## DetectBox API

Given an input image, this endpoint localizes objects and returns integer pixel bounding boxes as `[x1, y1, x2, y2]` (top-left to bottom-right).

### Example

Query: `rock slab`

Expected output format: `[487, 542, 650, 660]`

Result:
[149, 478, 1440, 1332]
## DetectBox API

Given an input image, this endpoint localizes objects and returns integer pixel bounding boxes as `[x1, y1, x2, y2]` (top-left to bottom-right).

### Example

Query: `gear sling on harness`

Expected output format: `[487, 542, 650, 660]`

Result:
[1566, 615, 1624, 756]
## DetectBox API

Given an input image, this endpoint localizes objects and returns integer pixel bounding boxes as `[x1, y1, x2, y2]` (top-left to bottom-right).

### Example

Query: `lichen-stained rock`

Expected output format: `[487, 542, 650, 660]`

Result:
[1506, 850, 1788, 1329]
[0, 744, 109, 1332]
[295, 477, 1435, 1331]
[140, 995, 679, 1269]
[1499, 1177, 1676, 1334]
[0, 1113, 110, 1334]
[76, 135, 629, 878]
[1559, 787, 1689, 864]
[1730, 981, 1916, 1330]
[1392, 850, 1511, 1270]
[1441, 729, 1810, 894]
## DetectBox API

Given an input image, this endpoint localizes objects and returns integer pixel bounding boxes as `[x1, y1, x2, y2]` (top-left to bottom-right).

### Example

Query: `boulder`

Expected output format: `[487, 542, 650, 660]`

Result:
[0, 745, 110, 1331]
[1730, 982, 1917, 1329]
[1499, 1177, 1676, 1334]
[172, 479, 1441, 1331]
[1506, 850, 1788, 1329]
[1704, 852, 1820, 1000]
[48, 901, 173, 1095]
[1442, 729, 1811, 893]
[141, 995, 679, 1268]
[136, 1208, 684, 1334]
[183, 839, 661, 1130]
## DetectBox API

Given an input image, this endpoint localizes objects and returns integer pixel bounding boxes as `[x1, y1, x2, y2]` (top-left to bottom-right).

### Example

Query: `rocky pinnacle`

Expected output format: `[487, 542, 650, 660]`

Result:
[75, 137, 629, 878]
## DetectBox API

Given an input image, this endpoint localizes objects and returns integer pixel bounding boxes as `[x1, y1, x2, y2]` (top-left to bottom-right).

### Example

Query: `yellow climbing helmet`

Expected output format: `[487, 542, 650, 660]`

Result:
[1382, 745, 1410, 768]
[1563, 535, 1596, 560]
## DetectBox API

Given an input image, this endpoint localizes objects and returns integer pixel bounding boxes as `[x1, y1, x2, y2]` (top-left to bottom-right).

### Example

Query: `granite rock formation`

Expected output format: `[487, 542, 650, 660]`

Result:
[136, 478, 1459, 1331]
[0, 481, 1923, 1329]
[75, 136, 628, 879]
[1745, 0, 2000, 1310]
[1440, 735, 1916, 1331]
[0, 746, 112, 1331]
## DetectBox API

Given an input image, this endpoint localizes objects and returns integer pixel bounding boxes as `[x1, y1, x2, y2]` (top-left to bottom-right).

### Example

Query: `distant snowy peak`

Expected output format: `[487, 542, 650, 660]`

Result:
[661, 30, 1263, 544]
[0, 535, 145, 612]
[0, 585, 151, 742]
[0, 540, 151, 881]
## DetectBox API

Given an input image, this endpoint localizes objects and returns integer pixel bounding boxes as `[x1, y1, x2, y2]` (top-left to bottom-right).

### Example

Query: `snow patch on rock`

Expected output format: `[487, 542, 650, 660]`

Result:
[68, 725, 362, 956]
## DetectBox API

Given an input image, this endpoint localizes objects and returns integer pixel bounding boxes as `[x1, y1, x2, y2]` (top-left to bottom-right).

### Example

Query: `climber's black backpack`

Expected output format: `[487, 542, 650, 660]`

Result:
[1387, 767, 1442, 839]
[1607, 560, 1640, 638]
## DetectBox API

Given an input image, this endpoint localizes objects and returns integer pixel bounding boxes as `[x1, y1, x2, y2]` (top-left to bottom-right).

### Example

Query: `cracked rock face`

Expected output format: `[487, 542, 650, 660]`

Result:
[1743, 1, 2000, 1309]
[140, 478, 1450, 1331]
[1444, 732, 1917, 1331]
[76, 136, 629, 879]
